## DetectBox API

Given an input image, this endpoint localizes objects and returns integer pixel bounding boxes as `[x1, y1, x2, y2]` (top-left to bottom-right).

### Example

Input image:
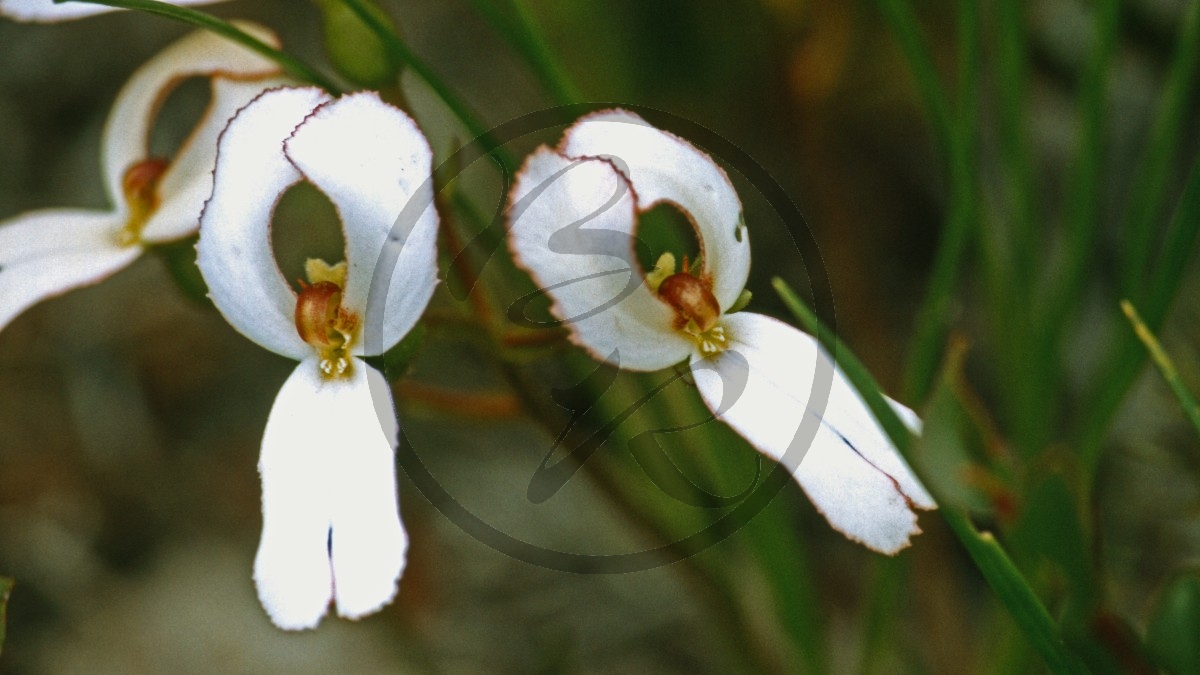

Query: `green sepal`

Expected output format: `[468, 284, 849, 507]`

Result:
[726, 289, 752, 314]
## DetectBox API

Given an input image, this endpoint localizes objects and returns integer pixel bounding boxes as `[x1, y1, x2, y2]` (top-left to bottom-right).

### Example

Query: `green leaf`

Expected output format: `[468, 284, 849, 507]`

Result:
[773, 277, 1090, 675]
[0, 576, 11, 658]
[62, 0, 341, 93]
[1147, 573, 1200, 674]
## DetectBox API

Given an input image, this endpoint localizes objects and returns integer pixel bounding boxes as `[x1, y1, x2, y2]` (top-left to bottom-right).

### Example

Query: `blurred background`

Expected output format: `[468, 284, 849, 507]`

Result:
[2, 0, 1200, 672]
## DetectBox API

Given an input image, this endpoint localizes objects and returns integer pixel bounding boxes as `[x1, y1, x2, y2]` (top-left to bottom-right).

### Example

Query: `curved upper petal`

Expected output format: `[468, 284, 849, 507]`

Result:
[141, 75, 292, 244]
[101, 22, 282, 208]
[0, 209, 138, 332]
[689, 312, 933, 554]
[328, 365, 407, 620]
[507, 146, 692, 371]
[254, 359, 337, 631]
[197, 86, 332, 361]
[560, 110, 750, 312]
[0, 0, 227, 22]
[282, 92, 439, 357]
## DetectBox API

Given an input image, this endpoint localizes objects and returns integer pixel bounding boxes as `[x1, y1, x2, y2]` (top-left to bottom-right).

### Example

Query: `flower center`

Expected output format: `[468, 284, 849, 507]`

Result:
[652, 253, 728, 355]
[294, 260, 360, 379]
[116, 157, 169, 247]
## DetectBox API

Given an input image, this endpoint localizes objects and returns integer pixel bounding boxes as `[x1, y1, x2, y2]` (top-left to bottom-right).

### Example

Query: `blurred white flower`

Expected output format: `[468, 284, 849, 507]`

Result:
[0, 23, 285, 334]
[507, 110, 936, 554]
[196, 87, 439, 629]
[0, 0, 227, 22]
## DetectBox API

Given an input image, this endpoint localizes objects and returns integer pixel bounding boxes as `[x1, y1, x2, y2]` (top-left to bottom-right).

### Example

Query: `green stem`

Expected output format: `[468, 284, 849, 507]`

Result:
[773, 278, 1090, 675]
[1121, 300, 1200, 438]
[656, 385, 828, 674]
[994, 0, 1035, 288]
[339, 0, 517, 173]
[873, 0, 953, 156]
[857, 556, 907, 675]
[63, 0, 342, 93]
[1037, 0, 1120, 362]
[898, 0, 980, 402]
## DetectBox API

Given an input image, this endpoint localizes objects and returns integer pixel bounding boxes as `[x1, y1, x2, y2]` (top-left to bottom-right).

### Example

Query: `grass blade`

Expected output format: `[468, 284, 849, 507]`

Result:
[1040, 0, 1120, 347]
[873, 0, 952, 155]
[1077, 155, 1200, 475]
[1119, 0, 1200, 296]
[60, 0, 341, 92]
[463, 0, 583, 105]
[906, 0, 980, 400]
[1120, 300, 1200, 438]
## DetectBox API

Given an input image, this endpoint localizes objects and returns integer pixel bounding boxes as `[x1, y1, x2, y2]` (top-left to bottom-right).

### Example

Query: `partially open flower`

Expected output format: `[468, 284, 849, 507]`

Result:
[0, 0, 226, 22]
[196, 87, 440, 629]
[507, 110, 935, 554]
[0, 23, 286, 334]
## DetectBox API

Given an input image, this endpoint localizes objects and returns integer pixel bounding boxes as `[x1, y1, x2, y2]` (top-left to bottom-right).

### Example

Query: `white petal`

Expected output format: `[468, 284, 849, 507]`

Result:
[100, 22, 282, 207]
[141, 76, 292, 244]
[253, 360, 406, 629]
[0, 209, 138, 332]
[254, 360, 337, 631]
[282, 92, 439, 357]
[690, 312, 933, 554]
[0, 0, 226, 22]
[561, 110, 750, 312]
[507, 146, 692, 371]
[328, 366, 407, 620]
[197, 86, 332, 360]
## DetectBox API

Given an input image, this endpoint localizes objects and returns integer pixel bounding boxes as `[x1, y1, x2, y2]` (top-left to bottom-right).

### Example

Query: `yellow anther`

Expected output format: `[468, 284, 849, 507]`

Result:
[645, 251, 677, 292]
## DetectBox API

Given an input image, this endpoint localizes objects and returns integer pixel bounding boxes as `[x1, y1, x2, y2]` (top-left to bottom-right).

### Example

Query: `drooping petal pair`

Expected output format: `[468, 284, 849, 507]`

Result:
[0, 0, 226, 22]
[0, 23, 286, 333]
[196, 87, 439, 629]
[507, 110, 935, 554]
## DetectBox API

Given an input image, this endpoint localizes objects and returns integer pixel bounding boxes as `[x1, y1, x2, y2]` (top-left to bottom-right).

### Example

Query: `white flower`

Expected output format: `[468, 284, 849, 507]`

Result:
[196, 87, 440, 629]
[507, 110, 936, 554]
[0, 0, 226, 22]
[0, 23, 286, 334]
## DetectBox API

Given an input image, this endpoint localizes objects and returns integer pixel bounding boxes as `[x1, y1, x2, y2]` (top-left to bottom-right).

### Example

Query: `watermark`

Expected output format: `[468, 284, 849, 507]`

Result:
[365, 104, 837, 573]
